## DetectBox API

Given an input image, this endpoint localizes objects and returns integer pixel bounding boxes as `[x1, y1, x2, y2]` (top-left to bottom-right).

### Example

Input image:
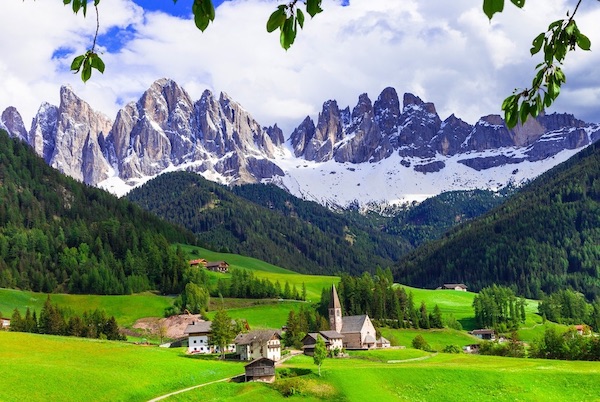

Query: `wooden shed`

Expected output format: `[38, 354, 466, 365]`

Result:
[244, 357, 276, 383]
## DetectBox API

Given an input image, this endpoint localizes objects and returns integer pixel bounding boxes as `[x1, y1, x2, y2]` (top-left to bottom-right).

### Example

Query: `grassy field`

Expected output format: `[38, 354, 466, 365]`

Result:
[206, 300, 306, 329]
[380, 328, 478, 350]
[0, 331, 244, 402]
[142, 349, 600, 402]
[0, 288, 174, 328]
[396, 284, 542, 332]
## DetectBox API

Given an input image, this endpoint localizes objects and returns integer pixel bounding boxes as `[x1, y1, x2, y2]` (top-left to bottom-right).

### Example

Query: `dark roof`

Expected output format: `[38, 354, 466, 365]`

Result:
[244, 357, 275, 368]
[471, 329, 495, 335]
[235, 329, 281, 345]
[329, 284, 342, 310]
[206, 261, 228, 267]
[319, 330, 344, 339]
[184, 321, 212, 334]
[442, 283, 467, 289]
[341, 315, 369, 333]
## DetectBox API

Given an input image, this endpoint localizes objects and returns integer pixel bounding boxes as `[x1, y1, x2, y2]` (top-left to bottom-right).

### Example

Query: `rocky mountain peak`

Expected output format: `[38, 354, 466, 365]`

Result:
[1, 106, 27, 142]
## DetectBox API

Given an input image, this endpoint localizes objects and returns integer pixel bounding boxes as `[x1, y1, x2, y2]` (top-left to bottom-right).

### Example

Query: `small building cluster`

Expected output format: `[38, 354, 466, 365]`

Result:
[301, 285, 389, 353]
[188, 259, 229, 273]
[184, 321, 236, 354]
[436, 283, 468, 291]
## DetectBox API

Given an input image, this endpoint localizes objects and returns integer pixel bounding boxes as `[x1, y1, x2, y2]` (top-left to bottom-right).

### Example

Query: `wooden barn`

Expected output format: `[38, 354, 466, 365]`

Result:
[244, 357, 276, 383]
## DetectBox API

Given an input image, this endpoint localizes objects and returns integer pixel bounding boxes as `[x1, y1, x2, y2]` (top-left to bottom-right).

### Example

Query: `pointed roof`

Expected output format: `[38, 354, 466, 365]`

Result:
[329, 284, 341, 310]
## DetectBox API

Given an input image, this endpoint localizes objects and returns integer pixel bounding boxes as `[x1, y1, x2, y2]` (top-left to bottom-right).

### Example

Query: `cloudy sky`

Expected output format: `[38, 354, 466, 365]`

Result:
[1, 0, 599, 135]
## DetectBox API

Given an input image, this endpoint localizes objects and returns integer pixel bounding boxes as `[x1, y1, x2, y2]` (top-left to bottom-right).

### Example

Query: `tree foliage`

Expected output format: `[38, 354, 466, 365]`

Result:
[0, 130, 198, 295]
[313, 335, 327, 376]
[9, 295, 124, 340]
[395, 140, 600, 300]
[210, 308, 235, 359]
[483, 0, 594, 127]
[472, 285, 526, 331]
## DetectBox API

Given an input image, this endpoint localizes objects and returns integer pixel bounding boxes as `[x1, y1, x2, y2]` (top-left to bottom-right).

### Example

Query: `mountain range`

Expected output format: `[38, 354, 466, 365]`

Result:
[2, 78, 599, 208]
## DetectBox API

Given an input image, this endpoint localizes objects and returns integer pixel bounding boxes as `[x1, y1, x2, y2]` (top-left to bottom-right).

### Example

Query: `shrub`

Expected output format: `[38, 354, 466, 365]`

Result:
[442, 344, 462, 354]
[412, 334, 431, 351]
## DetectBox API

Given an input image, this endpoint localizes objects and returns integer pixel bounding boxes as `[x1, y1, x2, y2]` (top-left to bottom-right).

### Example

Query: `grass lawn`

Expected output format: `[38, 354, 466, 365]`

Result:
[154, 351, 600, 402]
[0, 331, 244, 402]
[380, 328, 478, 350]
[206, 300, 305, 329]
[0, 288, 174, 328]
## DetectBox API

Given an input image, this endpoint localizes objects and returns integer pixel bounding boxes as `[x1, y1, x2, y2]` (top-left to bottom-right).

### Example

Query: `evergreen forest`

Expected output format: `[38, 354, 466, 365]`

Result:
[0, 130, 198, 295]
[395, 140, 600, 300]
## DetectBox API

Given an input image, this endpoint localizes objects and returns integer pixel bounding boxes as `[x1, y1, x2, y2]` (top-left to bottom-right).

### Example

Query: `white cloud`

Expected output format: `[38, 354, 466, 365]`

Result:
[1, 0, 598, 134]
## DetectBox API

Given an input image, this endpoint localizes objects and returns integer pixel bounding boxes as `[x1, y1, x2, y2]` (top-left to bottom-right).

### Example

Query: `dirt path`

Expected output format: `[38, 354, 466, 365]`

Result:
[147, 375, 241, 402]
[387, 352, 438, 363]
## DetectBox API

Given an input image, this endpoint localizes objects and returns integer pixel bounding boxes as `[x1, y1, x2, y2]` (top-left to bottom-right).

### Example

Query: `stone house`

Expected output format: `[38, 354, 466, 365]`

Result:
[206, 261, 229, 273]
[437, 283, 468, 291]
[235, 329, 282, 361]
[302, 331, 344, 356]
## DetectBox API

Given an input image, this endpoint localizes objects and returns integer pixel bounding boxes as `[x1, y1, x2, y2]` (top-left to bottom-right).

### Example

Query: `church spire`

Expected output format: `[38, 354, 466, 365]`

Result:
[329, 284, 343, 333]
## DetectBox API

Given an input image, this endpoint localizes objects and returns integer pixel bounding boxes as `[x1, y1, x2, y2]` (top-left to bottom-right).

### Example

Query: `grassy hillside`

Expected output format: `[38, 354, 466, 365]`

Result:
[5, 332, 600, 402]
[179, 245, 338, 301]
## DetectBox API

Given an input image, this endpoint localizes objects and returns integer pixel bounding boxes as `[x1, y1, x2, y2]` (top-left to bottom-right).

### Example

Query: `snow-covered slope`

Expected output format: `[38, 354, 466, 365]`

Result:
[2, 79, 599, 208]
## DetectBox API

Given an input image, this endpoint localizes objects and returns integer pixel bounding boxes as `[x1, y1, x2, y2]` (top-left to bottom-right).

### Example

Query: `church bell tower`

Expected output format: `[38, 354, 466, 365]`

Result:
[329, 284, 343, 333]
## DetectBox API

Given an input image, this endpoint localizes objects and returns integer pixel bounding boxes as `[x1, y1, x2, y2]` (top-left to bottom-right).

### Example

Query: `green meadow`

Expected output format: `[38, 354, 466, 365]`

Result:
[0, 331, 244, 402]
[179, 244, 339, 301]
[0, 288, 173, 328]
[135, 349, 600, 402]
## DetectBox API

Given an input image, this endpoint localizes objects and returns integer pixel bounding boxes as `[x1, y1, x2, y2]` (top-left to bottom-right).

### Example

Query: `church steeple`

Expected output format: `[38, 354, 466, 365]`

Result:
[329, 284, 343, 333]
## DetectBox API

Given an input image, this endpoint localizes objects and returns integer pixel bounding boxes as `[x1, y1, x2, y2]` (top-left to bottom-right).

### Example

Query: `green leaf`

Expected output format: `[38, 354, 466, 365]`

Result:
[89, 54, 105, 74]
[306, 0, 323, 18]
[280, 17, 296, 50]
[192, 0, 215, 32]
[519, 101, 530, 124]
[82, 61, 92, 83]
[565, 21, 575, 36]
[70, 55, 86, 72]
[510, 0, 525, 7]
[576, 32, 591, 51]
[267, 8, 286, 33]
[530, 33, 545, 55]
[483, 0, 504, 20]
[555, 42, 567, 62]
[297, 9, 305, 29]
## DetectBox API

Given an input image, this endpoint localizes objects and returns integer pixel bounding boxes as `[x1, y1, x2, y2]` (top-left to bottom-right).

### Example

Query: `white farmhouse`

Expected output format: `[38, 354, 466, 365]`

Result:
[235, 329, 282, 362]
[184, 321, 235, 354]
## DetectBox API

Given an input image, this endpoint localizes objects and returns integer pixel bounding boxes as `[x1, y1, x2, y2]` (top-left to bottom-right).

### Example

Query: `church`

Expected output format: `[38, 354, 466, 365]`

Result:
[327, 284, 381, 350]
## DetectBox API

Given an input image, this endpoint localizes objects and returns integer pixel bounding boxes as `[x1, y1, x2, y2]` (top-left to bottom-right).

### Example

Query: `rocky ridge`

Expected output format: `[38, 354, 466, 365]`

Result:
[2, 78, 599, 207]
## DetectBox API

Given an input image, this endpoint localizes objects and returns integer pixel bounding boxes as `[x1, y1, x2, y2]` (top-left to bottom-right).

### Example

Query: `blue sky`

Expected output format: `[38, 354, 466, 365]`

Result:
[1, 0, 599, 134]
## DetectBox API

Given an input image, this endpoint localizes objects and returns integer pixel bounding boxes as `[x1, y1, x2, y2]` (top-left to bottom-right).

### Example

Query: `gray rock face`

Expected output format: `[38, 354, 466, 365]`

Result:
[3, 79, 599, 202]
[289, 88, 600, 175]
[1, 107, 28, 142]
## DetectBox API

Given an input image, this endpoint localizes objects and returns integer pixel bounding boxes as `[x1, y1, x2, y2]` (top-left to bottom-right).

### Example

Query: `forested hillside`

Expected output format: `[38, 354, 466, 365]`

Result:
[395, 141, 600, 300]
[384, 189, 513, 246]
[0, 130, 198, 295]
[126, 172, 411, 276]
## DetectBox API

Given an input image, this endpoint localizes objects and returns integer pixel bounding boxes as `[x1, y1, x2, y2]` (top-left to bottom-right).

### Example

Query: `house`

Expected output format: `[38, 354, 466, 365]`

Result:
[463, 344, 480, 354]
[189, 258, 207, 267]
[302, 331, 344, 356]
[206, 261, 229, 273]
[235, 329, 282, 361]
[470, 329, 496, 341]
[377, 336, 391, 348]
[184, 321, 235, 354]
[436, 283, 468, 291]
[329, 285, 380, 350]
[0, 317, 10, 329]
[574, 324, 591, 336]
[244, 357, 276, 383]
